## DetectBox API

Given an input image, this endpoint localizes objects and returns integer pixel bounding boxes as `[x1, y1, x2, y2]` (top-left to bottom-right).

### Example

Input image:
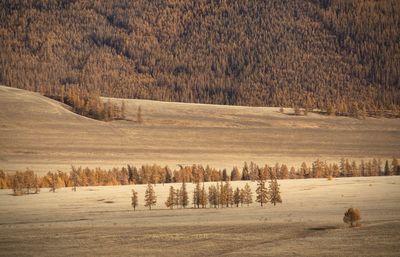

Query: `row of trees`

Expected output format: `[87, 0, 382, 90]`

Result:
[1, 158, 399, 195]
[1, 1, 399, 116]
[135, 177, 281, 211]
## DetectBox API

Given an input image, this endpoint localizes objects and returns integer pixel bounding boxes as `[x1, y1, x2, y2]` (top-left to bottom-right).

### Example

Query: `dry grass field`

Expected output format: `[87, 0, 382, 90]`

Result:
[0, 85, 399, 174]
[1, 86, 400, 256]
[0, 177, 399, 257]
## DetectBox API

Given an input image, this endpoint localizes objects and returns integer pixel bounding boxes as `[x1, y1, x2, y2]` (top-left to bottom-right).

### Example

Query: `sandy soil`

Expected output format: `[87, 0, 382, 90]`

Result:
[0, 85, 399, 174]
[0, 176, 399, 256]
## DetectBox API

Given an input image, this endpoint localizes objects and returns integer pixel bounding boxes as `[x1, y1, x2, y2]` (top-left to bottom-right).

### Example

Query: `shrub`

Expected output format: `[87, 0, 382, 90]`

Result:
[343, 208, 361, 227]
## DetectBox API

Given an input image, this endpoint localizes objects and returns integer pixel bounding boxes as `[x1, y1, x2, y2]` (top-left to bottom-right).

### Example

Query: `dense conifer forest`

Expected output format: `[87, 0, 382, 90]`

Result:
[0, 0, 399, 116]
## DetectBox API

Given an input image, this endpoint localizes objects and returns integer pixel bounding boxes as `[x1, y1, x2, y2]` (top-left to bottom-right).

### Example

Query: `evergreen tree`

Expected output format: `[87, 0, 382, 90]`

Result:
[233, 187, 241, 207]
[180, 181, 189, 208]
[174, 189, 181, 208]
[268, 178, 282, 206]
[243, 183, 253, 206]
[222, 169, 228, 181]
[165, 186, 175, 209]
[215, 183, 221, 207]
[47, 172, 58, 193]
[219, 182, 227, 207]
[199, 184, 208, 208]
[230, 166, 241, 181]
[280, 164, 289, 179]
[70, 166, 79, 191]
[242, 162, 250, 180]
[240, 188, 245, 207]
[128, 165, 141, 184]
[208, 185, 218, 208]
[164, 166, 172, 183]
[193, 182, 201, 208]
[384, 160, 391, 176]
[300, 162, 309, 178]
[392, 157, 400, 175]
[225, 182, 234, 207]
[131, 189, 138, 211]
[144, 183, 156, 210]
[256, 179, 268, 207]
[11, 172, 23, 196]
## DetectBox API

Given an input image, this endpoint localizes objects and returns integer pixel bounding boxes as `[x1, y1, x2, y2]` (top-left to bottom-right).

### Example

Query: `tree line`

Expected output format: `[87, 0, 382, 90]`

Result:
[1, 0, 399, 117]
[1, 157, 399, 195]
[134, 175, 281, 211]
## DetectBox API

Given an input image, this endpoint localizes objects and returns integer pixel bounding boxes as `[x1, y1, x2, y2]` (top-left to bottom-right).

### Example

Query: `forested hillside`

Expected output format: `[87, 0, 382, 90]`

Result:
[1, 0, 399, 115]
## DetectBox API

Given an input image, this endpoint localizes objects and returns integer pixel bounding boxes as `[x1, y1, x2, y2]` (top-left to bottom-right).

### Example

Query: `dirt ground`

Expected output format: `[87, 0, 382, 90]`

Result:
[0, 85, 399, 174]
[0, 176, 399, 256]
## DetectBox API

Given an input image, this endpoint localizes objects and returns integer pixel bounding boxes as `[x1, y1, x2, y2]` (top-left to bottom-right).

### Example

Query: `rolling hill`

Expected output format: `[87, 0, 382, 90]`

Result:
[0, 85, 399, 174]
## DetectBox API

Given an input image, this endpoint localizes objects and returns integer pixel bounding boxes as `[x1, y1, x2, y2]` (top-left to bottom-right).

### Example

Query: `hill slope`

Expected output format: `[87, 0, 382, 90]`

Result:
[0, 0, 399, 112]
[0, 85, 399, 173]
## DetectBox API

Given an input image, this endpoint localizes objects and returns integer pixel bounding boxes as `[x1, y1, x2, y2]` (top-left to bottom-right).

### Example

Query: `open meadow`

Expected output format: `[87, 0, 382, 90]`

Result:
[1, 86, 400, 256]
[0, 177, 399, 257]
[0, 85, 399, 173]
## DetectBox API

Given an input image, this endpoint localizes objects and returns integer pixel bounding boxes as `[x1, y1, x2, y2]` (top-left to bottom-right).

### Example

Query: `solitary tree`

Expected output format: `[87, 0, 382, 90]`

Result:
[256, 179, 268, 206]
[268, 178, 282, 206]
[131, 189, 138, 211]
[165, 186, 175, 209]
[144, 183, 156, 210]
